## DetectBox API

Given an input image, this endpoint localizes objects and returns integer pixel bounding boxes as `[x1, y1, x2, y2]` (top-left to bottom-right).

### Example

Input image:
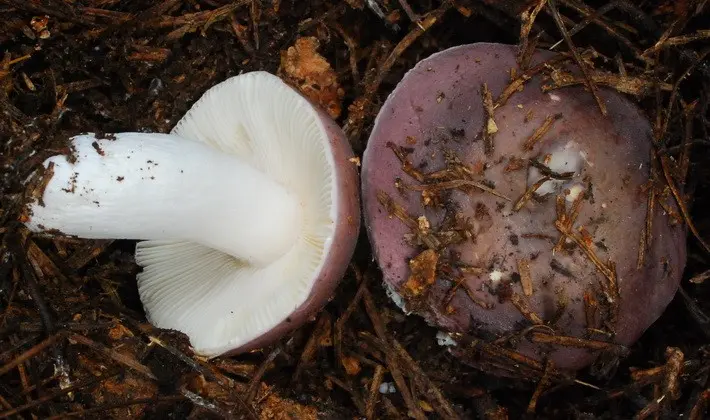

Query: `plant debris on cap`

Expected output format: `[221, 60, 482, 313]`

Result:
[361, 43, 687, 372]
[22, 71, 361, 358]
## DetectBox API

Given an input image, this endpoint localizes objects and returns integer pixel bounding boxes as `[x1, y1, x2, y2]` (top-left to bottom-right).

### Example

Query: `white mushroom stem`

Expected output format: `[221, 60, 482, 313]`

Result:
[26, 133, 303, 267]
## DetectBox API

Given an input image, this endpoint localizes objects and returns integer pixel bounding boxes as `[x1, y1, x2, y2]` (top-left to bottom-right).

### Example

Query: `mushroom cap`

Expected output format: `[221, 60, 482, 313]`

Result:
[362, 43, 686, 371]
[137, 71, 360, 357]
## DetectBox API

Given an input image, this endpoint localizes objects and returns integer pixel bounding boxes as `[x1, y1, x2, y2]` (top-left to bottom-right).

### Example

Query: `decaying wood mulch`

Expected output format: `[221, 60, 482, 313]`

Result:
[1, 0, 709, 419]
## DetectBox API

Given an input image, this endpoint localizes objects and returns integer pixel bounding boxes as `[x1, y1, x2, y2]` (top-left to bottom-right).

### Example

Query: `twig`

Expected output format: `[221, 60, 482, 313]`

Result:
[553, 199, 619, 327]
[377, 191, 441, 250]
[0, 334, 37, 362]
[553, 193, 584, 253]
[481, 83, 497, 155]
[440, 272, 492, 310]
[549, 1, 617, 50]
[527, 360, 554, 413]
[293, 312, 331, 381]
[332, 22, 361, 83]
[522, 114, 563, 151]
[677, 287, 710, 339]
[398, 0, 421, 23]
[68, 334, 156, 380]
[657, 47, 710, 144]
[518, 0, 547, 70]
[44, 396, 186, 419]
[635, 393, 665, 419]
[326, 374, 367, 414]
[0, 394, 11, 411]
[245, 346, 280, 403]
[0, 370, 121, 418]
[146, 335, 217, 381]
[495, 54, 569, 108]
[7, 230, 55, 332]
[658, 153, 710, 254]
[135, 0, 183, 24]
[529, 158, 574, 180]
[297, 3, 346, 33]
[543, 69, 673, 97]
[230, 12, 256, 55]
[688, 389, 710, 420]
[80, 7, 133, 22]
[510, 293, 544, 325]
[584, 290, 600, 330]
[150, 1, 251, 28]
[688, 270, 710, 285]
[345, 2, 451, 142]
[2, 0, 97, 26]
[677, 101, 697, 182]
[405, 179, 511, 201]
[361, 288, 427, 420]
[366, 364, 386, 419]
[180, 387, 239, 420]
[547, 0, 607, 116]
[637, 183, 655, 269]
[335, 265, 369, 375]
[643, 30, 710, 56]
[514, 176, 551, 211]
[456, 334, 560, 381]
[65, 240, 114, 270]
[249, 0, 260, 50]
[529, 332, 625, 353]
[0, 332, 64, 377]
[552, 0, 646, 63]
[389, 338, 459, 419]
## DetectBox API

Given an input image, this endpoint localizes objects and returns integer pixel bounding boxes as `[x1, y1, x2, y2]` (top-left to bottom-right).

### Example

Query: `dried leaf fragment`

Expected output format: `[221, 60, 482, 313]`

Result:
[280, 37, 343, 118]
[258, 382, 319, 419]
[487, 118, 498, 134]
[689, 269, 710, 284]
[341, 356, 362, 376]
[403, 249, 439, 297]
[663, 347, 683, 401]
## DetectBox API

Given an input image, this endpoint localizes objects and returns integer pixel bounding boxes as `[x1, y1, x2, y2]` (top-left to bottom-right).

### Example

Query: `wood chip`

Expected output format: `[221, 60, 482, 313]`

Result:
[518, 258, 533, 296]
[522, 114, 562, 151]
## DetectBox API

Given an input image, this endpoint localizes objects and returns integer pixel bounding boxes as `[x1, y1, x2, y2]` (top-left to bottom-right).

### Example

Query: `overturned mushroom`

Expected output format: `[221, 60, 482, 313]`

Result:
[362, 43, 686, 371]
[23, 71, 361, 357]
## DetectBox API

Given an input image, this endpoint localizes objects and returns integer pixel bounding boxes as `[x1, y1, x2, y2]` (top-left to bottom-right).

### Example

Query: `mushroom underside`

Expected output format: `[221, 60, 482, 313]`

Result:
[25, 72, 361, 357]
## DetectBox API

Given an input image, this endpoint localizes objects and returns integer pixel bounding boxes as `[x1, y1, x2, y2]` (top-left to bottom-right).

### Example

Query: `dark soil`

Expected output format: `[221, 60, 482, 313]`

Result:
[1, 1, 709, 419]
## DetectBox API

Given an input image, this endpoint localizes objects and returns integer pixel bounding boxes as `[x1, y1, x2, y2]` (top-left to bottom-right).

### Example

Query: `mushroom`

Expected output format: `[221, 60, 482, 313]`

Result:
[361, 43, 686, 371]
[23, 71, 361, 357]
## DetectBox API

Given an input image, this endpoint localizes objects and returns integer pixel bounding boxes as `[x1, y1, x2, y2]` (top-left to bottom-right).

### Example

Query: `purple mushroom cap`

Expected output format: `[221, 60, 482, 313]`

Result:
[362, 43, 687, 371]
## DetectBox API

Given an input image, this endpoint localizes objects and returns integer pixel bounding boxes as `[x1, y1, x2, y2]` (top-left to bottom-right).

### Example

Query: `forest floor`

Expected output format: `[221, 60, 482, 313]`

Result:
[0, 0, 709, 419]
